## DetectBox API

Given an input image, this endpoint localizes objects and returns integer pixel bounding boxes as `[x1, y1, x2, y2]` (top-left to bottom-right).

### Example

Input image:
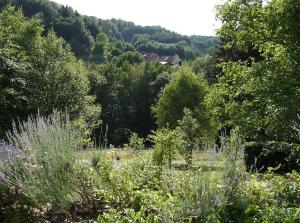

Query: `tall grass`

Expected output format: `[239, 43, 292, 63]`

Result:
[2, 111, 80, 209]
[166, 131, 246, 222]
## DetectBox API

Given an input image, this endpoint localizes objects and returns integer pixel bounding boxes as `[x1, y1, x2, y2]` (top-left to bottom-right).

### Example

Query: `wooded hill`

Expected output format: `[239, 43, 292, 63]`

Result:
[0, 0, 218, 60]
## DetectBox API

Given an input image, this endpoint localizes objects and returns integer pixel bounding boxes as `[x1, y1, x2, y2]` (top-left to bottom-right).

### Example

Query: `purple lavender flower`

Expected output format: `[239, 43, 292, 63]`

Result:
[0, 140, 23, 165]
[0, 140, 24, 183]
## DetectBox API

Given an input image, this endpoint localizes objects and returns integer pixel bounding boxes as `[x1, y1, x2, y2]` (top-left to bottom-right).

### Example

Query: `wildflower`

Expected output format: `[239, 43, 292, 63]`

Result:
[11, 203, 17, 209]
[0, 141, 23, 165]
[26, 163, 37, 172]
[9, 187, 17, 195]
[41, 203, 52, 212]
[30, 207, 40, 215]
[46, 203, 52, 209]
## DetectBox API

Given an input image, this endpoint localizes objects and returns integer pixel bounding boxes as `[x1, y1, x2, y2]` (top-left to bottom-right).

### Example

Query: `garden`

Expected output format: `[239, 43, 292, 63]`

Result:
[0, 112, 299, 222]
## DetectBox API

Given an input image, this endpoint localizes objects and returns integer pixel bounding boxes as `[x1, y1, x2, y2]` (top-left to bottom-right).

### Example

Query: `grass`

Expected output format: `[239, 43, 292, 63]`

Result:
[78, 148, 225, 175]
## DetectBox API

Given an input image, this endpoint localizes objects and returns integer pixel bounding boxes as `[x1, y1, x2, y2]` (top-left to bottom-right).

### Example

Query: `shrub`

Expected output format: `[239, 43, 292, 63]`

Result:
[0, 183, 45, 223]
[172, 169, 222, 222]
[0, 141, 24, 183]
[123, 154, 162, 190]
[245, 141, 300, 172]
[97, 208, 159, 223]
[124, 132, 145, 153]
[148, 128, 184, 169]
[156, 131, 247, 222]
[229, 171, 300, 223]
[176, 108, 201, 167]
[2, 111, 80, 210]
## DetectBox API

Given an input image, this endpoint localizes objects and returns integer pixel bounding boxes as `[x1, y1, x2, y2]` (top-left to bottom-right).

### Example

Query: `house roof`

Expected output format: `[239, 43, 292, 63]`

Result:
[143, 53, 181, 65]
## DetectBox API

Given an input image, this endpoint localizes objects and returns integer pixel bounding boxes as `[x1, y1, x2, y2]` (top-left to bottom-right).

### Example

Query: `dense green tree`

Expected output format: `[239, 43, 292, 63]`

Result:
[106, 40, 136, 60]
[113, 51, 143, 67]
[89, 62, 172, 145]
[0, 0, 219, 143]
[192, 54, 218, 83]
[214, 0, 300, 142]
[92, 33, 109, 63]
[27, 31, 100, 125]
[0, 6, 100, 138]
[0, 6, 37, 136]
[152, 67, 210, 131]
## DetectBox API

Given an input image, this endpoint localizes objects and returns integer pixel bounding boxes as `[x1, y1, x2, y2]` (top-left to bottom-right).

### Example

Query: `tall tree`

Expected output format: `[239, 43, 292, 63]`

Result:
[0, 6, 41, 136]
[92, 33, 109, 63]
[213, 0, 300, 142]
[152, 67, 211, 132]
[0, 6, 100, 138]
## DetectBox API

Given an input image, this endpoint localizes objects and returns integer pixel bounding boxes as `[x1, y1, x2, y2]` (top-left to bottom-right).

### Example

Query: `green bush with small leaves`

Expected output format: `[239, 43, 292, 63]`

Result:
[97, 208, 159, 223]
[124, 132, 145, 153]
[148, 128, 185, 169]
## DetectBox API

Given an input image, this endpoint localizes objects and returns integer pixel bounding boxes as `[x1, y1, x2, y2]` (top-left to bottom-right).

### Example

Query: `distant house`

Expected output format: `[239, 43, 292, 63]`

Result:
[143, 53, 182, 66]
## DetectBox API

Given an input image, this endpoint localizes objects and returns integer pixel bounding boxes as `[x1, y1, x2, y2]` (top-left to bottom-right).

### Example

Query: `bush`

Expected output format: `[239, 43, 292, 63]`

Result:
[176, 108, 201, 167]
[245, 141, 300, 172]
[97, 208, 158, 223]
[148, 128, 184, 169]
[123, 154, 162, 190]
[229, 171, 300, 223]
[0, 183, 46, 223]
[124, 132, 145, 153]
[2, 111, 80, 210]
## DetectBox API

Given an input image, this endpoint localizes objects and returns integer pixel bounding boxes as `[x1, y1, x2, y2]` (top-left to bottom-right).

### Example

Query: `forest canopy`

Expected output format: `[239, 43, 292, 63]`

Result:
[0, 0, 218, 61]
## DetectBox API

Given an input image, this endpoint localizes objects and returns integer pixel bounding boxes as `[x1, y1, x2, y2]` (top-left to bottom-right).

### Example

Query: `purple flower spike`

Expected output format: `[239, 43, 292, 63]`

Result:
[0, 140, 23, 165]
[0, 140, 25, 184]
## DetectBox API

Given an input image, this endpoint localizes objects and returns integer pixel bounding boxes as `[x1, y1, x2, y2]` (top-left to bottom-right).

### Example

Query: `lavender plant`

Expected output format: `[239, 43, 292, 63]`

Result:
[0, 141, 25, 184]
[2, 111, 80, 210]
[0, 141, 23, 165]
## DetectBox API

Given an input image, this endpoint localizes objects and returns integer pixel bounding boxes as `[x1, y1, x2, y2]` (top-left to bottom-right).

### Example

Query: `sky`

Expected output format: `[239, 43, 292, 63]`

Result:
[51, 0, 223, 36]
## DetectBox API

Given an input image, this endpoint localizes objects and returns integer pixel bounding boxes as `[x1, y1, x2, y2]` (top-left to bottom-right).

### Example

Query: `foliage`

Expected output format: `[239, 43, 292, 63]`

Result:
[0, 6, 100, 139]
[123, 153, 162, 190]
[0, 0, 218, 61]
[0, 141, 23, 168]
[27, 30, 99, 120]
[89, 62, 172, 145]
[113, 51, 143, 67]
[192, 54, 218, 83]
[152, 67, 210, 130]
[226, 171, 300, 223]
[0, 1, 299, 222]
[1, 111, 80, 210]
[0, 4, 217, 144]
[0, 6, 39, 137]
[215, 0, 300, 142]
[148, 128, 184, 169]
[176, 108, 201, 166]
[0, 184, 45, 223]
[1, 122, 299, 222]
[245, 141, 300, 172]
[97, 208, 159, 223]
[124, 132, 145, 153]
[92, 33, 109, 63]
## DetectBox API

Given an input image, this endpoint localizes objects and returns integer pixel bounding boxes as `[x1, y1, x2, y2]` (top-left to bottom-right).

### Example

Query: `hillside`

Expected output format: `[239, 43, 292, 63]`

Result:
[0, 0, 219, 60]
